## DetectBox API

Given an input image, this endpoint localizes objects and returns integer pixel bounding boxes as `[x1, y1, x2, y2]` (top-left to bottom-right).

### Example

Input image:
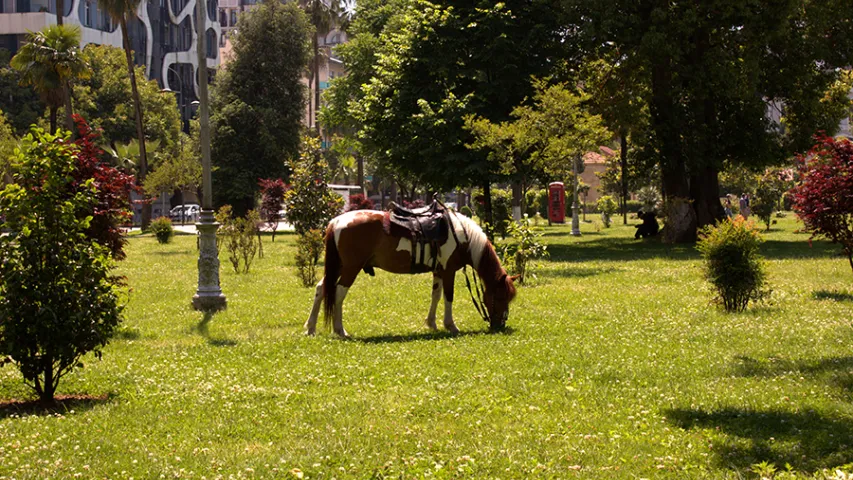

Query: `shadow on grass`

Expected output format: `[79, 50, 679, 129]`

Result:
[540, 266, 623, 278]
[733, 355, 853, 391]
[666, 407, 853, 473]
[544, 236, 839, 263]
[813, 290, 853, 302]
[355, 327, 512, 345]
[114, 328, 141, 340]
[196, 312, 238, 347]
[0, 394, 111, 420]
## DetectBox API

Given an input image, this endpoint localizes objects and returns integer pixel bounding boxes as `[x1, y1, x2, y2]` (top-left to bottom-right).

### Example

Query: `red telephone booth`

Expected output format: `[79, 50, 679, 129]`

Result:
[549, 182, 566, 223]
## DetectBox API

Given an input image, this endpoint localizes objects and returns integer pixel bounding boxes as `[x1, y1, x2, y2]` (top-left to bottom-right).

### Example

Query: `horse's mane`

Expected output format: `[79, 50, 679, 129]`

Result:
[453, 213, 490, 268]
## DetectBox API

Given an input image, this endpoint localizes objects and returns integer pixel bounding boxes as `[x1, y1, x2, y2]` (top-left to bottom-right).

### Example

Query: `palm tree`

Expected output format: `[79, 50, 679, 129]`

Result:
[11, 25, 88, 134]
[298, 0, 344, 135]
[98, 0, 151, 229]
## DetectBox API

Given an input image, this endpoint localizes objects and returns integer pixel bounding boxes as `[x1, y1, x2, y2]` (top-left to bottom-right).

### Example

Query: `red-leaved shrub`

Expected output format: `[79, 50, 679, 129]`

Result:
[790, 135, 853, 275]
[72, 115, 136, 260]
[258, 178, 286, 241]
[347, 193, 374, 211]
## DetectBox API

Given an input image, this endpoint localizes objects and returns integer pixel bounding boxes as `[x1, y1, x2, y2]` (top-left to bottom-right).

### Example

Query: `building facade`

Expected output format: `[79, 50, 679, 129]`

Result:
[0, 0, 221, 126]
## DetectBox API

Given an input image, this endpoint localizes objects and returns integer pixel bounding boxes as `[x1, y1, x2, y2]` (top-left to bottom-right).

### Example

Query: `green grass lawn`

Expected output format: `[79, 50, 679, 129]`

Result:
[2, 215, 853, 479]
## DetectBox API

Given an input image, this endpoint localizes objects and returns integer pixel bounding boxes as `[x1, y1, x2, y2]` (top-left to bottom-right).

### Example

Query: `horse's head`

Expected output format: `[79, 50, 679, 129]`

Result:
[484, 273, 518, 330]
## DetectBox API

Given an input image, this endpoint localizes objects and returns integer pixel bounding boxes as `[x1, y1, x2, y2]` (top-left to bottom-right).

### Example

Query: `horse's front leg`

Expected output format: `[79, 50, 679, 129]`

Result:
[333, 267, 359, 338]
[442, 272, 459, 334]
[425, 273, 443, 330]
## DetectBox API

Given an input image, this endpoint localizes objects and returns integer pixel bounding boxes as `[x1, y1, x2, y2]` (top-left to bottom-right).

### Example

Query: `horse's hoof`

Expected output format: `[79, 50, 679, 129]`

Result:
[425, 317, 438, 330]
[305, 329, 316, 336]
[444, 324, 460, 334]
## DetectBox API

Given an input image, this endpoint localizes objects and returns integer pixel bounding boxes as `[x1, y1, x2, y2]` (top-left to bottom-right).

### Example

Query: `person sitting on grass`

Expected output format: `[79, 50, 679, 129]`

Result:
[635, 210, 659, 239]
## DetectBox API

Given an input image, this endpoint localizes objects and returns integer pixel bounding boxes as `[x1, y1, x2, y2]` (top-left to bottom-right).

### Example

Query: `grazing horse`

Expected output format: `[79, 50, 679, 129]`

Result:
[304, 209, 517, 337]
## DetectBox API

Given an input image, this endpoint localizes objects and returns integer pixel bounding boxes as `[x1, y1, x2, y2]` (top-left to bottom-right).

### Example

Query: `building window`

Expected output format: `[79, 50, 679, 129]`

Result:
[83, 1, 91, 26]
[219, 10, 226, 27]
[229, 10, 236, 26]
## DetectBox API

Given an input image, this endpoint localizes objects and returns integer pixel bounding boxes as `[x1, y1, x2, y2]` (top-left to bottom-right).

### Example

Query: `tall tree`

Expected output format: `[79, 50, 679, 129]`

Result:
[353, 0, 564, 226]
[10, 25, 88, 135]
[565, 0, 853, 242]
[74, 44, 181, 156]
[211, 0, 311, 215]
[298, 0, 345, 134]
[98, 0, 151, 228]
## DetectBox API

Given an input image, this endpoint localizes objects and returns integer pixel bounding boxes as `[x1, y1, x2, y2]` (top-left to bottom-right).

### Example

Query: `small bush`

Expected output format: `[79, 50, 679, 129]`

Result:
[597, 195, 619, 227]
[696, 217, 769, 312]
[0, 127, 124, 404]
[460, 205, 473, 217]
[295, 228, 325, 286]
[150, 217, 174, 244]
[499, 216, 548, 284]
[217, 206, 260, 273]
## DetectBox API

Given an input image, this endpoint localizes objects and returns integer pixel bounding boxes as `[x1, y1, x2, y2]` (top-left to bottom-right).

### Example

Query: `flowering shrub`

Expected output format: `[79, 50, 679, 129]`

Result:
[150, 217, 174, 244]
[347, 193, 374, 211]
[790, 136, 853, 275]
[696, 217, 769, 312]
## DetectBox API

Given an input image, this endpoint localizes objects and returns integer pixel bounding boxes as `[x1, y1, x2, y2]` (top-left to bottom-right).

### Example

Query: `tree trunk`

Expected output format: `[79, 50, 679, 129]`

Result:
[63, 80, 74, 136]
[652, 58, 695, 243]
[511, 180, 522, 221]
[390, 181, 397, 206]
[690, 166, 724, 229]
[620, 132, 628, 224]
[49, 106, 57, 134]
[483, 180, 493, 240]
[356, 154, 363, 190]
[121, 18, 150, 230]
[55, 0, 63, 24]
[313, 34, 320, 135]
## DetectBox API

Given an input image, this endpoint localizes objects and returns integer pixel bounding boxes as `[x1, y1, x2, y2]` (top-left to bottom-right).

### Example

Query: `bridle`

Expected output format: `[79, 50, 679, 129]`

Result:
[438, 199, 492, 324]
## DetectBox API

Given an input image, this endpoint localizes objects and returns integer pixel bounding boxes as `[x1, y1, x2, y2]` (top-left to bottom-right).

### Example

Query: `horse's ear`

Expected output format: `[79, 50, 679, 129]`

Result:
[509, 274, 521, 283]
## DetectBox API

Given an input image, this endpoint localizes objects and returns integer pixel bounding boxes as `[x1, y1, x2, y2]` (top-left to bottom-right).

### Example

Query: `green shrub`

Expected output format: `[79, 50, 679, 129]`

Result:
[150, 217, 174, 244]
[283, 137, 344, 235]
[0, 128, 124, 404]
[460, 205, 473, 218]
[473, 187, 512, 238]
[295, 228, 325, 287]
[217, 206, 260, 274]
[597, 195, 619, 227]
[499, 217, 548, 284]
[696, 217, 769, 312]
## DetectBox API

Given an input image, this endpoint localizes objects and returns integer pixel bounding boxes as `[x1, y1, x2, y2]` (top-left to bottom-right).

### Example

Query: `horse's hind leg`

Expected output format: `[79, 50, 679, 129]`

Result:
[304, 278, 324, 336]
[425, 273, 443, 330]
[442, 272, 459, 334]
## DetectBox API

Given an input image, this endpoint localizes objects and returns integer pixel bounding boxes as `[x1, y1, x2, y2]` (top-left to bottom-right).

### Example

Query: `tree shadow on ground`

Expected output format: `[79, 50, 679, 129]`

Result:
[813, 290, 853, 302]
[666, 407, 853, 473]
[539, 266, 623, 278]
[0, 394, 111, 420]
[544, 237, 839, 264]
[195, 312, 238, 347]
[733, 355, 853, 394]
[356, 327, 511, 345]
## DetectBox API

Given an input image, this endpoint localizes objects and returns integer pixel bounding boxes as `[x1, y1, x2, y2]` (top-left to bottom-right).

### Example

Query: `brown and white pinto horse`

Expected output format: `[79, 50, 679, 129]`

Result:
[304, 209, 517, 337]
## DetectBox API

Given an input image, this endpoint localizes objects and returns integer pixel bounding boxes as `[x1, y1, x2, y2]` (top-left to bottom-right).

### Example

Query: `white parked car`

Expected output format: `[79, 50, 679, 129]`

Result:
[169, 204, 200, 222]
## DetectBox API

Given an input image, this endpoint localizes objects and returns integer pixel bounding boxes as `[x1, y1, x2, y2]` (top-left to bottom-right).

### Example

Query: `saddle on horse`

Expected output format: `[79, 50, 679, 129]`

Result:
[384, 200, 450, 272]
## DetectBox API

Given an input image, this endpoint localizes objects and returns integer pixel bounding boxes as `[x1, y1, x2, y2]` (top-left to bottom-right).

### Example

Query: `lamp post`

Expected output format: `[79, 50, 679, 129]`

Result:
[571, 154, 581, 236]
[192, 0, 226, 312]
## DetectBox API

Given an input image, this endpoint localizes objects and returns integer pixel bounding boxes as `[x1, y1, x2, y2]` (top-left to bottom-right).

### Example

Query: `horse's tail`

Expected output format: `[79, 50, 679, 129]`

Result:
[322, 225, 340, 327]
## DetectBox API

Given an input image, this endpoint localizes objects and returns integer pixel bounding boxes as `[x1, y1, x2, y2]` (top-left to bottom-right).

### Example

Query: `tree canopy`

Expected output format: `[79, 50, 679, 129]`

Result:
[211, 0, 312, 215]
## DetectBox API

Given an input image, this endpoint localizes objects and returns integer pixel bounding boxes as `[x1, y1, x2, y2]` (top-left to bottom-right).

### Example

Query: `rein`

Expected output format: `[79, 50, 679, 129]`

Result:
[438, 198, 491, 324]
